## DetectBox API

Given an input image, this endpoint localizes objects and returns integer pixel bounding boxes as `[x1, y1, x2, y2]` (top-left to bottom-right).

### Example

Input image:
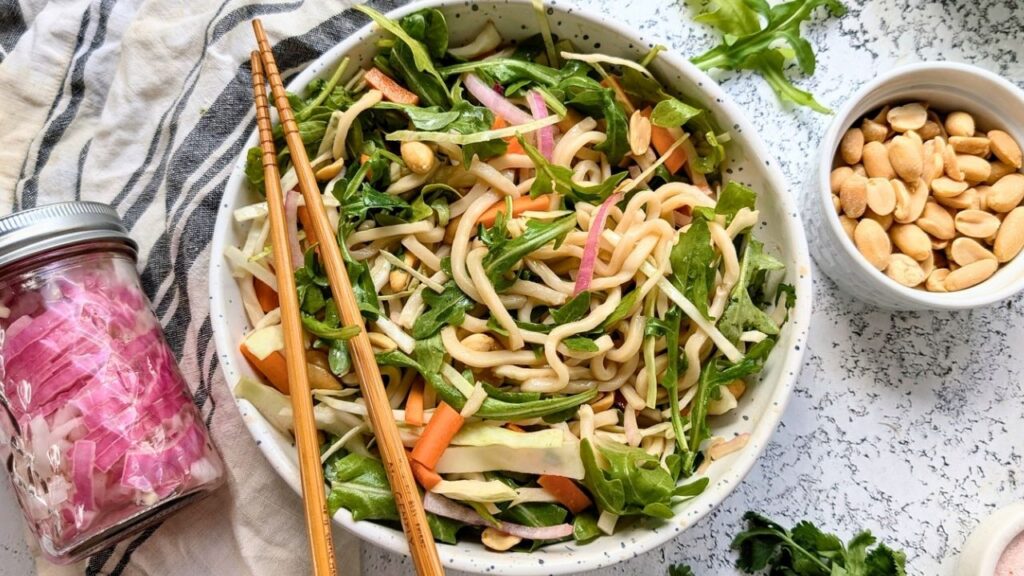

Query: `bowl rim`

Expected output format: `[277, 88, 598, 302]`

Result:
[816, 61, 1024, 309]
[209, 1, 813, 573]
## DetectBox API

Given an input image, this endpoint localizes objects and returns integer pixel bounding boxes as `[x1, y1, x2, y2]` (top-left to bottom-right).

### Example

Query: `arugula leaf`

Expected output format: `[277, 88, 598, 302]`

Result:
[572, 512, 601, 544]
[715, 181, 758, 225]
[374, 102, 461, 130]
[651, 98, 702, 128]
[481, 382, 541, 403]
[591, 89, 629, 165]
[580, 438, 626, 514]
[427, 513, 465, 544]
[668, 565, 696, 576]
[581, 438, 693, 519]
[356, 5, 446, 87]
[328, 339, 351, 377]
[400, 8, 448, 59]
[600, 288, 640, 329]
[731, 512, 907, 576]
[301, 314, 360, 341]
[413, 333, 446, 373]
[411, 282, 474, 339]
[499, 502, 568, 528]
[669, 216, 716, 319]
[718, 237, 786, 343]
[689, 0, 845, 113]
[439, 58, 562, 87]
[389, 41, 451, 109]
[518, 134, 627, 202]
[657, 307, 688, 456]
[562, 337, 599, 353]
[244, 147, 266, 195]
[325, 453, 398, 521]
[347, 259, 382, 320]
[482, 215, 576, 290]
[550, 291, 591, 324]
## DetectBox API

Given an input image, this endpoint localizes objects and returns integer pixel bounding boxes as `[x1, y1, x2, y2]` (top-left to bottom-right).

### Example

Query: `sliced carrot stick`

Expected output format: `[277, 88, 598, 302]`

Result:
[254, 278, 279, 313]
[411, 460, 441, 490]
[410, 402, 464, 469]
[364, 67, 419, 105]
[240, 342, 290, 394]
[601, 76, 635, 115]
[492, 116, 525, 155]
[641, 107, 687, 174]
[476, 194, 552, 228]
[405, 380, 425, 427]
[556, 108, 583, 133]
[538, 475, 593, 514]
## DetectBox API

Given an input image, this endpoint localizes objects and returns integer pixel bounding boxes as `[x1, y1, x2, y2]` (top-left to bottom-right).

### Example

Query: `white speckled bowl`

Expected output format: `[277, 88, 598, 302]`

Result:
[209, 1, 812, 573]
[807, 62, 1024, 310]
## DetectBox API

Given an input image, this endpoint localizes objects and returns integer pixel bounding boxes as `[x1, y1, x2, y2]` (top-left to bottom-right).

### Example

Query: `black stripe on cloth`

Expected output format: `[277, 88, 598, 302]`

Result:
[74, 139, 93, 201]
[84, 546, 116, 576]
[106, 525, 161, 576]
[0, 0, 27, 60]
[19, 0, 117, 209]
[112, 0, 302, 220]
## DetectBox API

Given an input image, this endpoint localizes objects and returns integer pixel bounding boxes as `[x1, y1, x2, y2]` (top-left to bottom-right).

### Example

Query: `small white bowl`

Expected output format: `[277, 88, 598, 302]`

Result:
[806, 62, 1024, 310]
[956, 502, 1024, 576]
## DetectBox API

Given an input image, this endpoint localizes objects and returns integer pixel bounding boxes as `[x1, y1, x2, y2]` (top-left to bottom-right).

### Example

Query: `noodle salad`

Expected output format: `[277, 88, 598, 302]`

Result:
[231, 3, 795, 551]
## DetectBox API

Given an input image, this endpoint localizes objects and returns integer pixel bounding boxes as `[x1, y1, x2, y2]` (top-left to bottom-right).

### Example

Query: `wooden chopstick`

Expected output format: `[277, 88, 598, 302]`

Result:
[249, 51, 338, 576]
[252, 20, 445, 576]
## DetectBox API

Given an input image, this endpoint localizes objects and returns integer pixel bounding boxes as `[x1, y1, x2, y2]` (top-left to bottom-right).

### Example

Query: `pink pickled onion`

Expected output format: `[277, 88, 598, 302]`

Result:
[573, 192, 622, 296]
[526, 90, 554, 161]
[71, 440, 97, 511]
[423, 492, 574, 540]
[464, 73, 533, 125]
[284, 189, 303, 271]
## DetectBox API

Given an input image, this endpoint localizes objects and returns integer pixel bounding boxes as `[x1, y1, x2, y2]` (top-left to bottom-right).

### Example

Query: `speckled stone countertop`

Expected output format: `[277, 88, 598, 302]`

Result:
[359, 0, 1024, 574]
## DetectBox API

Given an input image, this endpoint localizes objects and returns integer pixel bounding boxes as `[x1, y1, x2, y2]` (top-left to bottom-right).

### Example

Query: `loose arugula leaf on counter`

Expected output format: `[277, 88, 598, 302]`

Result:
[731, 512, 907, 575]
[689, 0, 846, 113]
[668, 565, 696, 576]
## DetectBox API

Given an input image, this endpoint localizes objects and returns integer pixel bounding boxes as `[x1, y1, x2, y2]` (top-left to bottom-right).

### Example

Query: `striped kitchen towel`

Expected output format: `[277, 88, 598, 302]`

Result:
[0, 0, 406, 574]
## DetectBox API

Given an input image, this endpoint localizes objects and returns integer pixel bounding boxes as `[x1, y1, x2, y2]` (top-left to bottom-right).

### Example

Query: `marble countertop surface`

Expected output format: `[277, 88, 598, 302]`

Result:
[2, 1, 1022, 575]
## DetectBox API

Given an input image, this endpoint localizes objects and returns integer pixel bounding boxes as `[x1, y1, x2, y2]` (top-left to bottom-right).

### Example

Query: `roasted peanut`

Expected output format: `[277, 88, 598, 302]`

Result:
[839, 215, 858, 241]
[830, 166, 854, 194]
[832, 195, 842, 214]
[935, 186, 978, 211]
[388, 252, 417, 292]
[957, 154, 992, 184]
[920, 250, 936, 276]
[885, 254, 926, 287]
[629, 110, 652, 156]
[865, 177, 896, 216]
[852, 163, 867, 177]
[888, 135, 923, 181]
[957, 209, 1003, 240]
[945, 111, 975, 137]
[482, 528, 522, 551]
[865, 209, 894, 231]
[889, 224, 932, 261]
[988, 129, 1023, 168]
[917, 200, 956, 239]
[461, 333, 497, 352]
[931, 176, 969, 198]
[854, 218, 892, 270]
[922, 141, 944, 185]
[400, 141, 437, 174]
[863, 141, 896, 179]
[926, 268, 951, 292]
[994, 207, 1024, 262]
[987, 173, 1024, 212]
[943, 140, 964, 181]
[950, 237, 996, 266]
[315, 157, 345, 181]
[887, 103, 928, 133]
[840, 174, 868, 218]
[987, 161, 1017, 185]
[840, 128, 865, 165]
[949, 136, 990, 156]
[944, 259, 998, 291]
[891, 179, 913, 223]
[862, 119, 889, 142]
[919, 120, 942, 141]
[367, 332, 398, 352]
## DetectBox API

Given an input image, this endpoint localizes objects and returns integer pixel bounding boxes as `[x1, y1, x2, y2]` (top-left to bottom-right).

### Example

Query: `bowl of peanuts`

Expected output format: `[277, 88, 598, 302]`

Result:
[808, 62, 1024, 309]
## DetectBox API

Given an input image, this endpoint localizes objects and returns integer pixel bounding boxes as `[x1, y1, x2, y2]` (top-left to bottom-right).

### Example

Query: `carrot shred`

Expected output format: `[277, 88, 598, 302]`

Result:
[240, 342, 290, 394]
[491, 116, 526, 155]
[405, 380, 425, 427]
[538, 474, 593, 514]
[364, 67, 419, 105]
[504, 423, 525, 433]
[601, 76, 635, 115]
[408, 455, 442, 490]
[476, 194, 551, 228]
[556, 108, 583, 133]
[641, 107, 687, 174]
[253, 278, 279, 313]
[410, 402, 464, 469]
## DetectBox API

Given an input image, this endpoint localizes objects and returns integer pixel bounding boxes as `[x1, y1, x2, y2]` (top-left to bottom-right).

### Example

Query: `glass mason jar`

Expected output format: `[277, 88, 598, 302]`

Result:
[0, 202, 224, 563]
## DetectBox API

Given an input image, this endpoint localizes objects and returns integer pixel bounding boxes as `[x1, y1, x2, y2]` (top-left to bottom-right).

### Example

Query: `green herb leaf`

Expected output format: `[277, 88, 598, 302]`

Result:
[518, 134, 628, 202]
[325, 453, 398, 521]
[374, 102, 461, 130]
[301, 314, 360, 341]
[651, 98, 703, 128]
[580, 438, 626, 515]
[689, 0, 846, 113]
[400, 8, 448, 59]
[411, 282, 474, 339]
[427, 513, 465, 544]
[669, 216, 716, 319]
[356, 5, 447, 87]
[550, 291, 591, 324]
[715, 181, 758, 225]
[572, 513, 601, 544]
[562, 337, 599, 353]
[413, 333, 446, 373]
[600, 288, 640, 329]
[347, 259, 382, 320]
[668, 564, 696, 576]
[592, 89, 629, 165]
[482, 215, 576, 290]
[244, 147, 266, 195]
[718, 237, 785, 343]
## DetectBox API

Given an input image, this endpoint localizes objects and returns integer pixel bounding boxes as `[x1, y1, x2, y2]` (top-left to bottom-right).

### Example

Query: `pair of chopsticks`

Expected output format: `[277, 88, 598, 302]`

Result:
[249, 20, 444, 576]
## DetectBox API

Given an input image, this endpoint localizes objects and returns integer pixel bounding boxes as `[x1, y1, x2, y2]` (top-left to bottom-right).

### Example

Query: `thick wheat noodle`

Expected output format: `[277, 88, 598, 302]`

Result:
[589, 353, 616, 381]
[553, 130, 607, 167]
[611, 190, 662, 235]
[488, 154, 534, 171]
[401, 236, 442, 271]
[441, 326, 542, 367]
[346, 221, 433, 246]
[387, 167, 437, 194]
[449, 182, 488, 218]
[709, 221, 741, 287]
[654, 182, 717, 214]
[727, 208, 760, 238]
[545, 288, 622, 388]
[470, 159, 519, 197]
[607, 219, 673, 274]
[333, 89, 382, 158]
[572, 159, 602, 184]
[680, 288, 731, 389]
[466, 247, 525, 350]
[516, 299, 535, 322]
[596, 355, 640, 392]
[507, 280, 567, 306]
[451, 190, 500, 300]
[607, 314, 645, 363]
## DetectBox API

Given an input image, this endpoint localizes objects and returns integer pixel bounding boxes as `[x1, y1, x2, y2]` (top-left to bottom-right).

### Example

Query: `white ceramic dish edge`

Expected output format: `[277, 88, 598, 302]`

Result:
[956, 502, 1024, 576]
[806, 62, 1024, 310]
[209, 2, 813, 573]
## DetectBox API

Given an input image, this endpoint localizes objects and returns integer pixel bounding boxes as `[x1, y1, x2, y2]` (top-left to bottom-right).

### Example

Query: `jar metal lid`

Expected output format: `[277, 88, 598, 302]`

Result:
[0, 201, 137, 269]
